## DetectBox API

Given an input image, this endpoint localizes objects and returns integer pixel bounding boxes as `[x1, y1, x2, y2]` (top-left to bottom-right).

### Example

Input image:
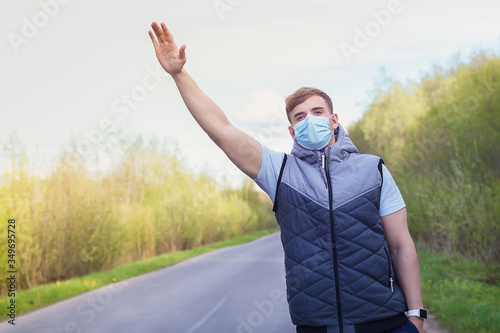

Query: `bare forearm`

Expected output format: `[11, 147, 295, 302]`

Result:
[391, 241, 423, 310]
[383, 208, 424, 332]
[171, 68, 230, 144]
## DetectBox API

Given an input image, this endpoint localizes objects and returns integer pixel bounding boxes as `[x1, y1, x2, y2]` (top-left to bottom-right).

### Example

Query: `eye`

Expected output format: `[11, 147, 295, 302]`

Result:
[296, 115, 304, 121]
[314, 110, 323, 115]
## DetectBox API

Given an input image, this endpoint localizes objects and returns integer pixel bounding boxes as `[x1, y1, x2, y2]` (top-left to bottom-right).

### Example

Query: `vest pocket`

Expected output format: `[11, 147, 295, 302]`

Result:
[382, 245, 394, 292]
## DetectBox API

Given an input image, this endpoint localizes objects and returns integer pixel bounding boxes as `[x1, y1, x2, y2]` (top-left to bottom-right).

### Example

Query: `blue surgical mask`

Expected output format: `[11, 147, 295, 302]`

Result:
[293, 115, 333, 150]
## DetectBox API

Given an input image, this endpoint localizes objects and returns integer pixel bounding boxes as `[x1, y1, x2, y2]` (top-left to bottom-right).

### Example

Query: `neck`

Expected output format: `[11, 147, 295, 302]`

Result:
[326, 135, 336, 146]
[325, 127, 338, 147]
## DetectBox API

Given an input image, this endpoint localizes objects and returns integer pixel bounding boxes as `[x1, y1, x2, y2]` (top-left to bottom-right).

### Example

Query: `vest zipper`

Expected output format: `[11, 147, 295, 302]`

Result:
[383, 245, 394, 292]
[316, 150, 328, 188]
[323, 148, 343, 332]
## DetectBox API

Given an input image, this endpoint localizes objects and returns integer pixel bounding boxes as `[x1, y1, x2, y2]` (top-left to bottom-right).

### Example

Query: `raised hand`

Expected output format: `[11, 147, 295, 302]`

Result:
[146, 21, 262, 179]
[148, 22, 186, 75]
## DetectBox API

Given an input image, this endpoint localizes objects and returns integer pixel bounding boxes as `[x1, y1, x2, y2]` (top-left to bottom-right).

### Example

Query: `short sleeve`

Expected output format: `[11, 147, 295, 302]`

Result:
[379, 164, 406, 216]
[253, 143, 285, 203]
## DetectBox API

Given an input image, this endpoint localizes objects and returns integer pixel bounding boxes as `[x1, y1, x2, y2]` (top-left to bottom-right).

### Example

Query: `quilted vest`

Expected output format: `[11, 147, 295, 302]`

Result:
[273, 124, 407, 333]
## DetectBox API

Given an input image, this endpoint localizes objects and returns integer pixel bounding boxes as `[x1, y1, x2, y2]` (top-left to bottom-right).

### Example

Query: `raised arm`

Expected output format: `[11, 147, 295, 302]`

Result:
[148, 22, 262, 179]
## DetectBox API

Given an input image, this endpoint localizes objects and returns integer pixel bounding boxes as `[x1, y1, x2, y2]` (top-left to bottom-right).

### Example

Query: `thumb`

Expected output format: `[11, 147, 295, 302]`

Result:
[179, 44, 187, 61]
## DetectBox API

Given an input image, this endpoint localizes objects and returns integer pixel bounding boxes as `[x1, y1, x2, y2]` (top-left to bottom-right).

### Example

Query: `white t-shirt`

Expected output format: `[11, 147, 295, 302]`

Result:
[253, 143, 405, 217]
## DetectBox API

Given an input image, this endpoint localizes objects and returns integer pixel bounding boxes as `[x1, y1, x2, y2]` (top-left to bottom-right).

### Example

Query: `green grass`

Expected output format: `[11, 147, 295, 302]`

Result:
[0, 228, 279, 317]
[418, 246, 500, 333]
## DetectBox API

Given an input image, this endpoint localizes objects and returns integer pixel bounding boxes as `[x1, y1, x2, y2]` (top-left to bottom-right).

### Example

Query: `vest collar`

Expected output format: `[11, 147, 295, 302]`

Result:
[290, 123, 359, 164]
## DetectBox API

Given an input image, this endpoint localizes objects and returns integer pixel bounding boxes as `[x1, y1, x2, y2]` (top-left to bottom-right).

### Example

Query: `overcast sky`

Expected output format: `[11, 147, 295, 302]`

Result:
[1, 0, 499, 186]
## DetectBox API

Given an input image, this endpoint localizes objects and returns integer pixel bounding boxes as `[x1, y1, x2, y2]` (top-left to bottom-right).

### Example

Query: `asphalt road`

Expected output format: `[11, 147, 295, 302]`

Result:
[0, 232, 295, 333]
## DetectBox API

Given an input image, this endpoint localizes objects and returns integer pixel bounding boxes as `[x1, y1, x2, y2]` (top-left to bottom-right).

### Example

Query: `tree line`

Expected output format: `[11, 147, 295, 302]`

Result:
[0, 135, 275, 295]
[349, 50, 499, 281]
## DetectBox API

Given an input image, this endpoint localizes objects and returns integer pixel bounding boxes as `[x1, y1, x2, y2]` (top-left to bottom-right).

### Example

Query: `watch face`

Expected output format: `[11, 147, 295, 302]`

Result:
[420, 309, 428, 319]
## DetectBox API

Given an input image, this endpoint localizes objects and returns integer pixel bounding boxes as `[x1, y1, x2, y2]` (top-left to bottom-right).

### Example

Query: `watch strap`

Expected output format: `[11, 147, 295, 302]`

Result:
[406, 308, 427, 319]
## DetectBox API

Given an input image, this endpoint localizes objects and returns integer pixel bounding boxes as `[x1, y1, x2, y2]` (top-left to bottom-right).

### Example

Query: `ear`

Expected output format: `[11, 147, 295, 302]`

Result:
[288, 125, 296, 141]
[329, 113, 339, 131]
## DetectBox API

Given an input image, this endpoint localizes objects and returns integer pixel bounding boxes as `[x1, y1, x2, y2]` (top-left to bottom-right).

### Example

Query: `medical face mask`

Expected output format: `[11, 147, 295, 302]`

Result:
[293, 115, 333, 150]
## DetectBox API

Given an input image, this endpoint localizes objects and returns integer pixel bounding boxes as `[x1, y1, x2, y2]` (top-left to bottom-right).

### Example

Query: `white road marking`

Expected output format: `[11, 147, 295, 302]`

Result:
[185, 298, 227, 333]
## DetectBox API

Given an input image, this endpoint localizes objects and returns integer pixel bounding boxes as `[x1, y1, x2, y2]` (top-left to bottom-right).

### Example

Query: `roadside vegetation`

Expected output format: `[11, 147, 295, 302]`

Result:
[0, 135, 276, 298]
[349, 50, 500, 332]
[0, 228, 279, 316]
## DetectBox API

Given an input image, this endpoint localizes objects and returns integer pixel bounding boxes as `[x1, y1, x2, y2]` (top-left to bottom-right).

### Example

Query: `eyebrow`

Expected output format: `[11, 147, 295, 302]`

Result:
[294, 107, 324, 119]
[294, 111, 307, 119]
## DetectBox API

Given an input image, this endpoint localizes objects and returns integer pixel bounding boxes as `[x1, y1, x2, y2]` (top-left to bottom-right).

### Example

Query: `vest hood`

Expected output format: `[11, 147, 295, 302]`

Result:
[291, 123, 359, 164]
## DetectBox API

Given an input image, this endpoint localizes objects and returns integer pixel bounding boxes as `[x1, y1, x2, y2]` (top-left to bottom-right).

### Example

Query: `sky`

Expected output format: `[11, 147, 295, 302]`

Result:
[1, 0, 499, 187]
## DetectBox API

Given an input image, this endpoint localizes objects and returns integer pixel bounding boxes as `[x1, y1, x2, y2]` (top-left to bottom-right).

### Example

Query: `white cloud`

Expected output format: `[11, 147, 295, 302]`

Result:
[232, 88, 293, 153]
[232, 89, 286, 126]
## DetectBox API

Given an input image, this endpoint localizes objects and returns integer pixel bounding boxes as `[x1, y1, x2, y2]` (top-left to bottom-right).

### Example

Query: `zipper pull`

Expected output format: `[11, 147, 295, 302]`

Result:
[389, 278, 394, 292]
[321, 152, 326, 169]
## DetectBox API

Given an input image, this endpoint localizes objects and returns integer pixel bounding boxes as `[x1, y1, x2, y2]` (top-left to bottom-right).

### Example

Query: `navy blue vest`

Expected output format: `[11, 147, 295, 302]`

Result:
[273, 125, 407, 333]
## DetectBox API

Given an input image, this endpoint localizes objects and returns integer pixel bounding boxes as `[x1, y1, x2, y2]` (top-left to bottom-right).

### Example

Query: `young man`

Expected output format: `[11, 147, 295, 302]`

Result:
[148, 22, 426, 333]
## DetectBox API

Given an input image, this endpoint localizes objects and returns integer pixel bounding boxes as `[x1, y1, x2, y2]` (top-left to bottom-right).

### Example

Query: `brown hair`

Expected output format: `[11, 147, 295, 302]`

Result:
[285, 87, 333, 122]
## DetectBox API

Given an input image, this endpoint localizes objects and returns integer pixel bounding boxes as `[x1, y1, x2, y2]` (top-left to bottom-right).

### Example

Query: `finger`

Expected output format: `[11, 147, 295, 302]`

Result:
[151, 21, 167, 44]
[160, 22, 176, 44]
[179, 44, 186, 61]
[148, 30, 159, 49]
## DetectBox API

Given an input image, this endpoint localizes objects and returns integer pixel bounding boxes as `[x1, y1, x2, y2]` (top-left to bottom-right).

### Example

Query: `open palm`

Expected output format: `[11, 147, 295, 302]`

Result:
[148, 22, 186, 75]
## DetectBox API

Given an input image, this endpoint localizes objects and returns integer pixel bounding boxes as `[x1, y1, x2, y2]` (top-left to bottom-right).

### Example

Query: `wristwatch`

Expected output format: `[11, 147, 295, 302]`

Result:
[406, 308, 428, 319]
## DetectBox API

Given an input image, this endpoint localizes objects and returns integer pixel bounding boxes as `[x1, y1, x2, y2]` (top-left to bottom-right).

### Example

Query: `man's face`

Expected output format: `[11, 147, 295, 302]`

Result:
[288, 95, 339, 142]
